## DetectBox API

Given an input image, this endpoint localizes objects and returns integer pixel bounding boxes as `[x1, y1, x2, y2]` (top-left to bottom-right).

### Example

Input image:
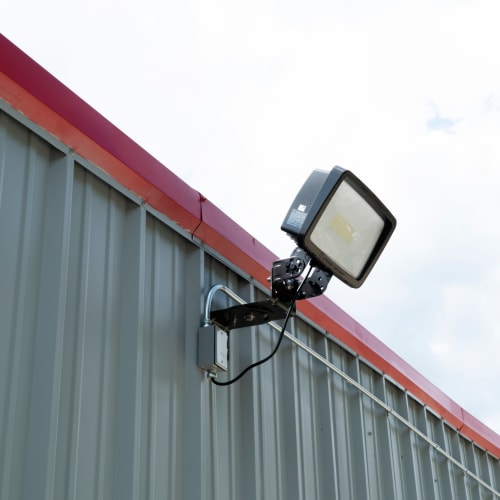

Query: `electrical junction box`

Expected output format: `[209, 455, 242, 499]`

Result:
[198, 325, 228, 372]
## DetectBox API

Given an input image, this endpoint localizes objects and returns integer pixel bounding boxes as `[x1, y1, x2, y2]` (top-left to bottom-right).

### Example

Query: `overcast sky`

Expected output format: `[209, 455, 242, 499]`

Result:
[3, 0, 500, 434]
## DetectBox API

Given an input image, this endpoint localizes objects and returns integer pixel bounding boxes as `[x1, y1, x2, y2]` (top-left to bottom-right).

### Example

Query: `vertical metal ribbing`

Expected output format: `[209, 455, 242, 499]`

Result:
[443, 424, 469, 499]
[94, 188, 120, 500]
[112, 205, 146, 500]
[489, 454, 500, 494]
[0, 109, 13, 500]
[462, 437, 479, 498]
[295, 325, 320, 500]
[64, 166, 94, 500]
[148, 223, 185, 499]
[473, 444, 493, 498]
[57, 169, 137, 500]
[359, 363, 395, 499]
[313, 336, 341, 500]
[491, 455, 500, 494]
[429, 415, 454, 499]
[0, 122, 42, 500]
[386, 383, 419, 500]
[93, 189, 127, 500]
[0, 111, 5, 213]
[258, 322, 285, 500]
[407, 399, 435, 499]
[234, 285, 261, 500]
[274, 317, 302, 500]
[22, 150, 74, 500]
[181, 243, 205, 500]
[144, 220, 160, 500]
[346, 353, 370, 499]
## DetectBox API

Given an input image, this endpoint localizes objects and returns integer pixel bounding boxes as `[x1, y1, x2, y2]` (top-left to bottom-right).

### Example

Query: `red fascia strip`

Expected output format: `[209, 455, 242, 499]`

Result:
[0, 34, 201, 234]
[1, 34, 499, 458]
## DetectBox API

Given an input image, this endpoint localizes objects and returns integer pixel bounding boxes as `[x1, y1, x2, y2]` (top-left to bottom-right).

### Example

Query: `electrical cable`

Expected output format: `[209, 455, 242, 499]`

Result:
[211, 266, 313, 386]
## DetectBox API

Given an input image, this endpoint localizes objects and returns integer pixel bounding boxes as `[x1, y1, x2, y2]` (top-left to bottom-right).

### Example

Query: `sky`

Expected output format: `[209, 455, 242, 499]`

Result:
[3, 0, 500, 434]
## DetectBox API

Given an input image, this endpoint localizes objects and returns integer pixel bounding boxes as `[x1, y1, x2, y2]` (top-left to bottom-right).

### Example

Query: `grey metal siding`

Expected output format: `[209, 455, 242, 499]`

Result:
[1, 102, 499, 500]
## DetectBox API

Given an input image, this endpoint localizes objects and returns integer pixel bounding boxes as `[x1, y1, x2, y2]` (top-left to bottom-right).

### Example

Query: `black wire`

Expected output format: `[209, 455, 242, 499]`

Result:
[211, 266, 313, 386]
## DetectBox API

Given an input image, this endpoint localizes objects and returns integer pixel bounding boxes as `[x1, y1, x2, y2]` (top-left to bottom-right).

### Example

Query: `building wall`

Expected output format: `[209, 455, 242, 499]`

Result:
[1, 97, 500, 500]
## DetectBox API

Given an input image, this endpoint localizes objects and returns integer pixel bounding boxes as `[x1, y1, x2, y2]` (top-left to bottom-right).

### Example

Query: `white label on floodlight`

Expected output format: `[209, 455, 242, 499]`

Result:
[298, 204, 307, 212]
[310, 181, 384, 278]
[287, 208, 308, 229]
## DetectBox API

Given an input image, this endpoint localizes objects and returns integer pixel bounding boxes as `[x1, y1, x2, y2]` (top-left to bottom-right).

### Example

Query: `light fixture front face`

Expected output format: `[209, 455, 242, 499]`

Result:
[281, 166, 396, 288]
[307, 179, 385, 280]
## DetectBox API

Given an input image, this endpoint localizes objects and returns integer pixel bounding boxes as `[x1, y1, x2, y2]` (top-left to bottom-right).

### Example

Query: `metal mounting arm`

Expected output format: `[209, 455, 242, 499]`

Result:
[209, 248, 332, 332]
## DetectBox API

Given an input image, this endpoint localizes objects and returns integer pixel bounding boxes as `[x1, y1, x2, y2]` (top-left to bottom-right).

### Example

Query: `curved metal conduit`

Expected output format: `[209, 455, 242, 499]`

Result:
[204, 284, 500, 498]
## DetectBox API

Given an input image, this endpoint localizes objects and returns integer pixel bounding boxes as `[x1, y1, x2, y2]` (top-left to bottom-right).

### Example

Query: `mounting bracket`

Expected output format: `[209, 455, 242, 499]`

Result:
[207, 248, 331, 332]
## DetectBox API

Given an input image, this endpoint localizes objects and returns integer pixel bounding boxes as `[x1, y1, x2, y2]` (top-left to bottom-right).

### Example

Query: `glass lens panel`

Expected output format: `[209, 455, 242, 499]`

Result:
[309, 180, 384, 278]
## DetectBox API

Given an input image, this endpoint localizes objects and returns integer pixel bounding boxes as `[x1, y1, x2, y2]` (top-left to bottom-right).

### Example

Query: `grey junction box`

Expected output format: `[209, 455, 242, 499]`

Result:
[198, 325, 228, 372]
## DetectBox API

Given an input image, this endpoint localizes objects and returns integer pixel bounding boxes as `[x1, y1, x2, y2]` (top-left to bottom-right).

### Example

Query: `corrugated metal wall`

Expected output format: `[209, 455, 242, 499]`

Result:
[1, 101, 499, 500]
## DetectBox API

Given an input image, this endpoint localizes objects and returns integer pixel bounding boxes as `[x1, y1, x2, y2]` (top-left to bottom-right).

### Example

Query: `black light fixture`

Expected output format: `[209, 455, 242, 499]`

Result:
[281, 166, 396, 288]
[210, 166, 396, 331]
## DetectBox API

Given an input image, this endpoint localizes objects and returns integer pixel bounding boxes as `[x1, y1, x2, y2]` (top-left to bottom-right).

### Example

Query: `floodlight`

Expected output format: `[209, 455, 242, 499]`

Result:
[281, 166, 396, 288]
[209, 166, 396, 332]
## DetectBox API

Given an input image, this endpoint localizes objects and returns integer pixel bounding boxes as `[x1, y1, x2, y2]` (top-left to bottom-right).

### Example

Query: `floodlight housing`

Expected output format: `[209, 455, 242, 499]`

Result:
[208, 165, 396, 334]
[281, 166, 396, 288]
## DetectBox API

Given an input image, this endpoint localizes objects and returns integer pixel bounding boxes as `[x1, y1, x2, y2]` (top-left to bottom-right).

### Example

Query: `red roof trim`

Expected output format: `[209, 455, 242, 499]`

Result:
[1, 34, 498, 457]
[0, 34, 202, 234]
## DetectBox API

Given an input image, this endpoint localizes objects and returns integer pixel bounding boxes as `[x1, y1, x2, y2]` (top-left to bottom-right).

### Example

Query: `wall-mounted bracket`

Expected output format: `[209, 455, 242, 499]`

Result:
[210, 298, 292, 331]
[207, 249, 307, 332]
[198, 250, 332, 375]
[207, 248, 330, 333]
